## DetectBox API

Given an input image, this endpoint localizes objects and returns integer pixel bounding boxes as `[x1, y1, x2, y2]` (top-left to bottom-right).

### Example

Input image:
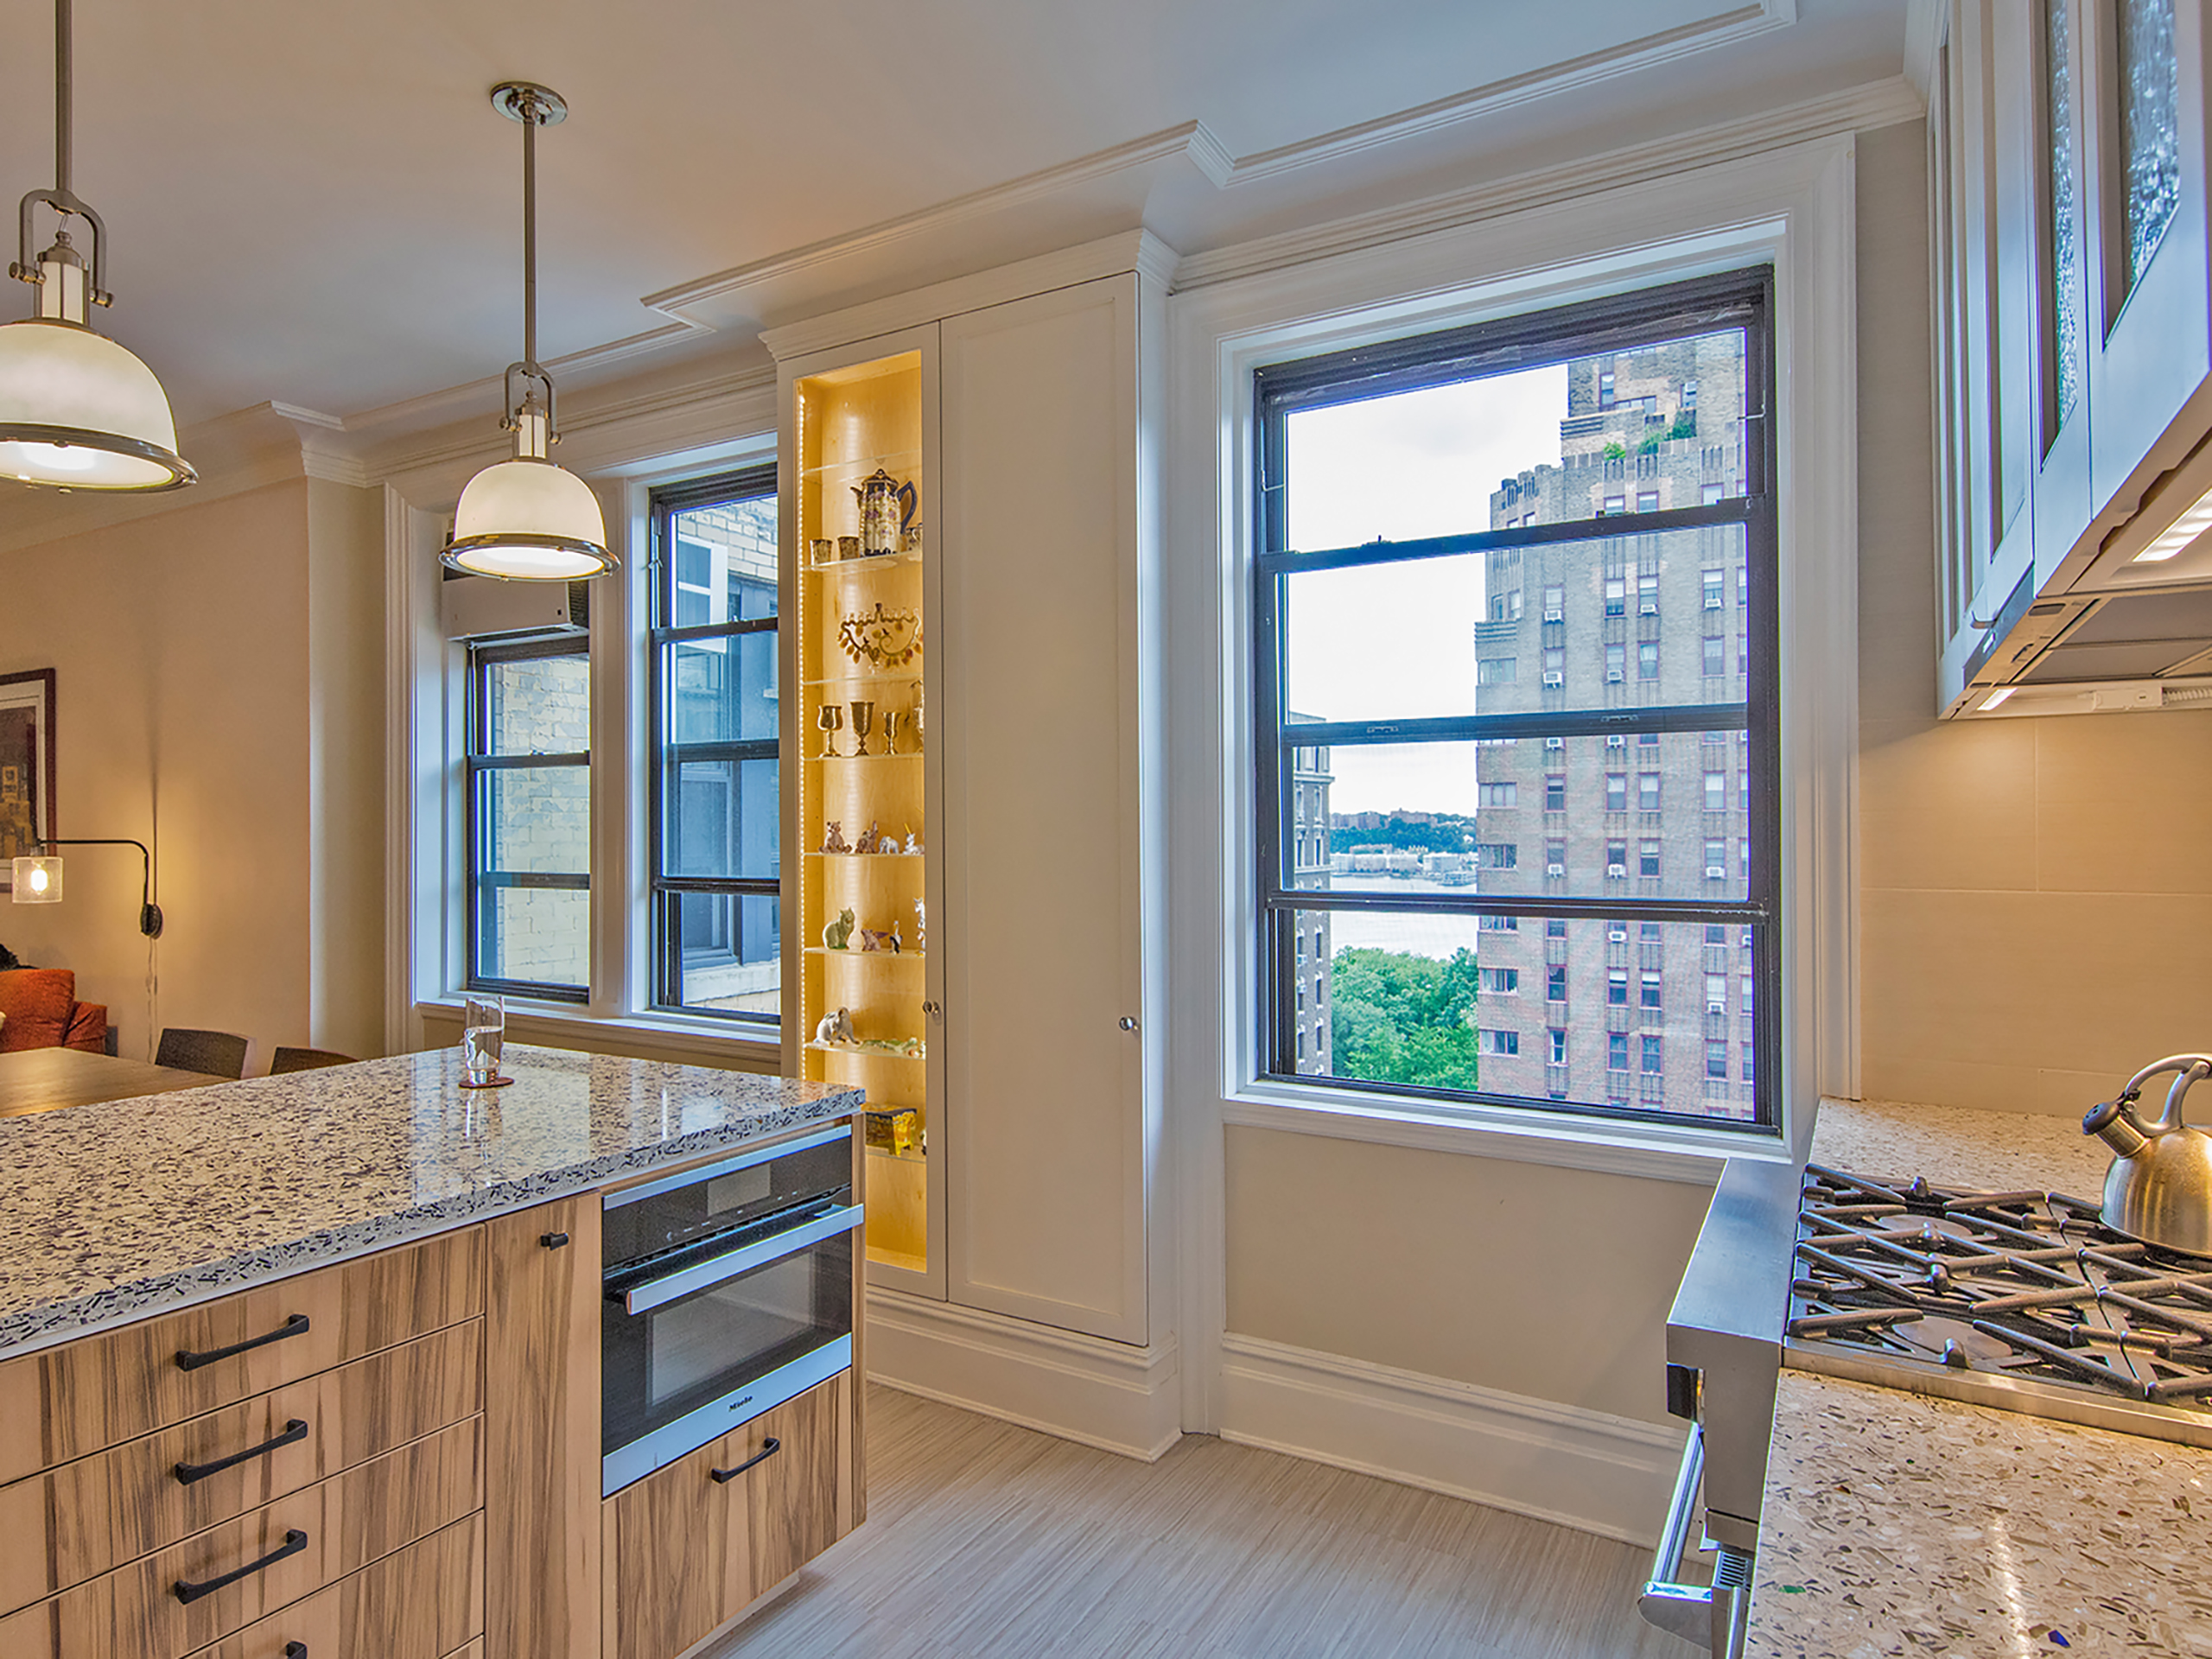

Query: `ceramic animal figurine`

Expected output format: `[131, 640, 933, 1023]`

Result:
[813, 1007, 854, 1046]
[913, 899, 926, 951]
[822, 819, 850, 855]
[905, 828, 923, 855]
[860, 927, 899, 954]
[822, 907, 855, 950]
[858, 820, 880, 855]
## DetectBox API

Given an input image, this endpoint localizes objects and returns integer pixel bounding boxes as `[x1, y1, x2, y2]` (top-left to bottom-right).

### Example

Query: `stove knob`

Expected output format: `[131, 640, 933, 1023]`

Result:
[1941, 1339, 1969, 1369]
[1925, 1263, 1952, 1293]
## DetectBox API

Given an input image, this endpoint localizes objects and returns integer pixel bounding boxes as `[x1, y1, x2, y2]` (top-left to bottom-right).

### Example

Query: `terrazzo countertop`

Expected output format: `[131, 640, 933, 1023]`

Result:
[0, 1044, 862, 1359]
[1745, 1097, 2212, 1656]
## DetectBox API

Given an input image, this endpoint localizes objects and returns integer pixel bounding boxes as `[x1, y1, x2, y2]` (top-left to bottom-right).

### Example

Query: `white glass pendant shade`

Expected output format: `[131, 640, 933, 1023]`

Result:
[0, 318, 194, 491]
[442, 456, 613, 580]
[10, 855, 63, 903]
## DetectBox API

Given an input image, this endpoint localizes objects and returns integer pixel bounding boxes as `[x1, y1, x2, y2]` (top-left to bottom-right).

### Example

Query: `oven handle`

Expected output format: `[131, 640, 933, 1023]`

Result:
[618, 1203, 865, 1316]
[1637, 1424, 1752, 1656]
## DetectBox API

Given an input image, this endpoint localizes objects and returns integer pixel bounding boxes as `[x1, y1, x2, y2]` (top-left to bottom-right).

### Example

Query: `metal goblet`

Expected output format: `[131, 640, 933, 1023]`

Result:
[817, 703, 843, 758]
[849, 700, 874, 758]
[882, 711, 903, 756]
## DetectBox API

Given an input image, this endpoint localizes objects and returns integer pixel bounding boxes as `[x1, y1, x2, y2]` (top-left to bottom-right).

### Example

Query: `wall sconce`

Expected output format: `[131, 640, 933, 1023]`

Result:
[10, 837, 161, 936]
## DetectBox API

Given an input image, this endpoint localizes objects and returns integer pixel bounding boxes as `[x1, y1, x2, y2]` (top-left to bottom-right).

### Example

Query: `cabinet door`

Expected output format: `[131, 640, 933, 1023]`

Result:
[940, 274, 1153, 1343]
[483, 1197, 600, 1659]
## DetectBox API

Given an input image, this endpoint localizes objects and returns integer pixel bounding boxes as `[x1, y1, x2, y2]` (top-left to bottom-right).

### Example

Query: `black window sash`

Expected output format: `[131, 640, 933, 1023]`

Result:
[465, 636, 592, 1003]
[1252, 264, 1780, 1133]
[646, 463, 781, 1024]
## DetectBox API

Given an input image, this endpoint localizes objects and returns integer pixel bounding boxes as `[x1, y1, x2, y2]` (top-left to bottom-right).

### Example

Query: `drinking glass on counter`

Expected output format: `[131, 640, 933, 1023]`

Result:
[461, 994, 505, 1086]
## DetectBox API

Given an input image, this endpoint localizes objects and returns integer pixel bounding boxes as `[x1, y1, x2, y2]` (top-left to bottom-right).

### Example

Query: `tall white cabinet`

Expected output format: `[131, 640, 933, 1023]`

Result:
[772, 237, 1167, 1376]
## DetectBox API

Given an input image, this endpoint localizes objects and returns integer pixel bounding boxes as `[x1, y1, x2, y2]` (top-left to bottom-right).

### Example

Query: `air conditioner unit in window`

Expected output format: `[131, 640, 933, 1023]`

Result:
[441, 571, 591, 641]
[1639, 601, 1658, 616]
[1705, 595, 1723, 609]
[1542, 607, 1563, 622]
[1606, 734, 1625, 747]
[1545, 862, 1564, 877]
[1606, 863, 1626, 878]
[1706, 864, 1727, 879]
[1707, 1000, 1726, 1015]
[1605, 669, 1624, 683]
[1545, 736, 1564, 750]
[1541, 671, 1563, 688]
[1608, 927, 1628, 943]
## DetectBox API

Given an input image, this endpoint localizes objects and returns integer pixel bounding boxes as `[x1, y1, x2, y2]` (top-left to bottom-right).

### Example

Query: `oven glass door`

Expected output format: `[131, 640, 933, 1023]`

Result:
[602, 1212, 854, 1494]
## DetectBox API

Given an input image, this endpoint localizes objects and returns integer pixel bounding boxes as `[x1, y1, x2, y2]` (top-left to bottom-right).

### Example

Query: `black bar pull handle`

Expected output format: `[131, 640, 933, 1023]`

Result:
[175, 1418, 309, 1485]
[541, 1230, 570, 1249]
[709, 1436, 780, 1484]
[175, 1313, 311, 1373]
[173, 1528, 309, 1604]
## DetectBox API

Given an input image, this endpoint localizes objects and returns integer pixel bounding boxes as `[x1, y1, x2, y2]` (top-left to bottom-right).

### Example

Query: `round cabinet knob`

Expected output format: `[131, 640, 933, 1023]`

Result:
[1120, 1016, 1139, 1033]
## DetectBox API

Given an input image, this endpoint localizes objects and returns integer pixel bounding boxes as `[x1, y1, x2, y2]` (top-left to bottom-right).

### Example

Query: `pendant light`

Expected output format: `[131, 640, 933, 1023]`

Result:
[0, 0, 193, 492]
[442, 82, 613, 581]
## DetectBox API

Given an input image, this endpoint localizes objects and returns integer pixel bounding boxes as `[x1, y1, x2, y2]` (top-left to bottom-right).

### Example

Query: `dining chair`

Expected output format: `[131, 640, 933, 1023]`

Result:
[270, 1046, 357, 1075]
[156, 1027, 255, 1079]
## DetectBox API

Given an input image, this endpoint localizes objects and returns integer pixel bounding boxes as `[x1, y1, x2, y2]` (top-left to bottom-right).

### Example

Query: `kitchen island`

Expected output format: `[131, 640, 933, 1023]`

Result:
[0, 1044, 867, 1659]
[1746, 1099, 2212, 1656]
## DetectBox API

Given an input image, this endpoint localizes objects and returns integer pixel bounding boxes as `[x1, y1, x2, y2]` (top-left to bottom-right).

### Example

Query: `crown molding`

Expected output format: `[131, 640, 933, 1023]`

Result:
[648, 123, 1224, 336]
[1220, 0, 1796, 186]
[1903, 0, 1947, 104]
[0, 401, 353, 556]
[1173, 75, 1923, 292]
[758, 230, 1181, 364]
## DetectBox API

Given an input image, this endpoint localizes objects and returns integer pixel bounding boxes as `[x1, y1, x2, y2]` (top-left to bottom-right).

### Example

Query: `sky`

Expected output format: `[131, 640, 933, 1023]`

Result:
[1285, 363, 1567, 818]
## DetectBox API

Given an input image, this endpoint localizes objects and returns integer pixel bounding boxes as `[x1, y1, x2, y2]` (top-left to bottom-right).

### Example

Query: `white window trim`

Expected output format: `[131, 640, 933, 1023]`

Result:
[1164, 134, 1860, 1420]
[381, 372, 783, 1062]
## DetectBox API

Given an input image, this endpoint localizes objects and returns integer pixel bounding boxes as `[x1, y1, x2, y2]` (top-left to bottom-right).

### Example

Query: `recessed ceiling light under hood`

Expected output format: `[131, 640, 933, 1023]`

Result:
[442, 81, 615, 582]
[0, 0, 194, 493]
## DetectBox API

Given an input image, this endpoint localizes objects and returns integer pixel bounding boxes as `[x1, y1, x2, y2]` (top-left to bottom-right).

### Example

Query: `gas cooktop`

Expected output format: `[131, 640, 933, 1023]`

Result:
[1785, 1163, 2212, 1446]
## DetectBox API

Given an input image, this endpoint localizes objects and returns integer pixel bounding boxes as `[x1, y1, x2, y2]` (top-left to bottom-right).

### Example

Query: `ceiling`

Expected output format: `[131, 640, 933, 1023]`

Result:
[0, 0, 1911, 442]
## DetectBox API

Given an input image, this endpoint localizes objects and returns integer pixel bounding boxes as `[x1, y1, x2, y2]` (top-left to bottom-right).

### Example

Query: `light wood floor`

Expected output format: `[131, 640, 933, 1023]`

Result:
[706, 1386, 1693, 1658]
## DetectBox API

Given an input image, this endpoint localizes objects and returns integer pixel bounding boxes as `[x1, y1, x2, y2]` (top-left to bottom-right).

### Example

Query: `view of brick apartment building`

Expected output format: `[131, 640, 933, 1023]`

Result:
[1315, 335, 1758, 1118]
[1287, 715, 1334, 1076]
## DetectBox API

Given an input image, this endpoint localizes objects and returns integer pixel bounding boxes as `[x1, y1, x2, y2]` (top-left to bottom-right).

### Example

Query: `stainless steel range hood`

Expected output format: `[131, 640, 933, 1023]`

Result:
[1956, 434, 2212, 718]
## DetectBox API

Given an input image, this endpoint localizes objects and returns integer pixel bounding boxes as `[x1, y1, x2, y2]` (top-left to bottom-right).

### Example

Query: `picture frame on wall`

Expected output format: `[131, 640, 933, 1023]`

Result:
[0, 669, 57, 892]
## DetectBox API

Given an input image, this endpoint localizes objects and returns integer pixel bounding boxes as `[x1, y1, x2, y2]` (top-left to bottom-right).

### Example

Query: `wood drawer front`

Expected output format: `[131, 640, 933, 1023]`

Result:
[186, 1510, 483, 1659]
[0, 1320, 482, 1616]
[603, 1373, 850, 1659]
[0, 1414, 482, 1659]
[0, 1226, 484, 1485]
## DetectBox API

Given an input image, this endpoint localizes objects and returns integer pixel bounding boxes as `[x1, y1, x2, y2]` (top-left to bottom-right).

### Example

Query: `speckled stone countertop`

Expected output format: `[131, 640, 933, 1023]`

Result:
[1745, 1098, 2212, 1656]
[0, 1044, 862, 1359]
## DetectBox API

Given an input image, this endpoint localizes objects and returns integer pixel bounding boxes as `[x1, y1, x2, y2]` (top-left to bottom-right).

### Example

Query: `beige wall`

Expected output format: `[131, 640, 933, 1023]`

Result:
[1853, 119, 2212, 1118]
[0, 476, 385, 1067]
[1225, 1127, 1713, 1422]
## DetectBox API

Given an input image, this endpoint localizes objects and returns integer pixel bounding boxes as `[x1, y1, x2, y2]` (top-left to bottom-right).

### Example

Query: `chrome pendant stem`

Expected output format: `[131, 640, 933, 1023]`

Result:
[521, 96, 537, 374]
[54, 0, 73, 200]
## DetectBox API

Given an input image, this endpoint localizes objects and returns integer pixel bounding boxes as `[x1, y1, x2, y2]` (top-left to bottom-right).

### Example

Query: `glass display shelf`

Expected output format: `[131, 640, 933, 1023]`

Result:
[803, 549, 923, 574]
[803, 752, 925, 765]
[802, 671, 924, 690]
[806, 1040, 925, 1060]
[866, 1143, 928, 1166]
[798, 445, 922, 480]
[806, 946, 925, 960]
[804, 849, 925, 860]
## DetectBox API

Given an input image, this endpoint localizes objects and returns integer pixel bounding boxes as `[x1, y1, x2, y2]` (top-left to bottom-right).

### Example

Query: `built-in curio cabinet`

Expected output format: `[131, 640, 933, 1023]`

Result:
[775, 239, 1166, 1360]
[785, 340, 944, 1292]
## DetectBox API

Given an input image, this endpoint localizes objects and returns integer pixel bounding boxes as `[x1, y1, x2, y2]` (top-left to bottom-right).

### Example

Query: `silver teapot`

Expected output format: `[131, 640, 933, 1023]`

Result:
[850, 468, 918, 556]
[2083, 1053, 2212, 1255]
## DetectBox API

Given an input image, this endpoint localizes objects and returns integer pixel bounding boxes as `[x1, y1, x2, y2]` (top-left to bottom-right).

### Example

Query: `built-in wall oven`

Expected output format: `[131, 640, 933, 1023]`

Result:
[601, 1122, 861, 1497]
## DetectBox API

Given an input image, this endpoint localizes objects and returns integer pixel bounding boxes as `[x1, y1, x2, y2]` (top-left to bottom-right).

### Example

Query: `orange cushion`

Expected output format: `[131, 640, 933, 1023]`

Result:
[0, 969, 76, 1052]
[64, 1001, 107, 1053]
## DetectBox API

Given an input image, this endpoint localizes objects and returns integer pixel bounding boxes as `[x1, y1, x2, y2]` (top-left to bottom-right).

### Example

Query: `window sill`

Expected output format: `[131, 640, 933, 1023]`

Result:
[414, 998, 783, 1073]
[1223, 1077, 1789, 1185]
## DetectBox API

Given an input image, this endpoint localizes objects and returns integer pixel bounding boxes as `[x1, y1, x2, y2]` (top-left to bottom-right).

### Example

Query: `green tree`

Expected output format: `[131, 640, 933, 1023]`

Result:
[1327, 946, 1482, 1092]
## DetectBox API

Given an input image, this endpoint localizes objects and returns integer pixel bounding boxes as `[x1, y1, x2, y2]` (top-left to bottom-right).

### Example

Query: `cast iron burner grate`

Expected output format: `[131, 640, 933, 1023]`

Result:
[1788, 1165, 2212, 1411]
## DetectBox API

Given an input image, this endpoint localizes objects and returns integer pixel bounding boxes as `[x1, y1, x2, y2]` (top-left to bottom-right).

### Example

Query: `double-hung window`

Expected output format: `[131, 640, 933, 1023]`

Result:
[467, 639, 592, 1000]
[1253, 269, 1779, 1128]
[648, 467, 783, 1024]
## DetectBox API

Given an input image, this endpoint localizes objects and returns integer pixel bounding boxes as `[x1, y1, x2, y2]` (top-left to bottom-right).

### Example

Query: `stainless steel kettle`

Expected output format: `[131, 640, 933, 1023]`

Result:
[2083, 1053, 2212, 1255]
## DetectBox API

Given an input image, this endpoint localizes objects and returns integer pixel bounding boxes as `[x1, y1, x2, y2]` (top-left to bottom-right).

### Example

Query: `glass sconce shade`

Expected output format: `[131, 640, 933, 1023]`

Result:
[10, 855, 62, 903]
[0, 319, 194, 491]
[442, 456, 613, 580]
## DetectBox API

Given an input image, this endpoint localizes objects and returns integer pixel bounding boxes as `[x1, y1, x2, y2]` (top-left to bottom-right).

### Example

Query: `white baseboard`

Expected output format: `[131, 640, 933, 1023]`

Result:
[1217, 1332, 1685, 1547]
[865, 1287, 1182, 1461]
